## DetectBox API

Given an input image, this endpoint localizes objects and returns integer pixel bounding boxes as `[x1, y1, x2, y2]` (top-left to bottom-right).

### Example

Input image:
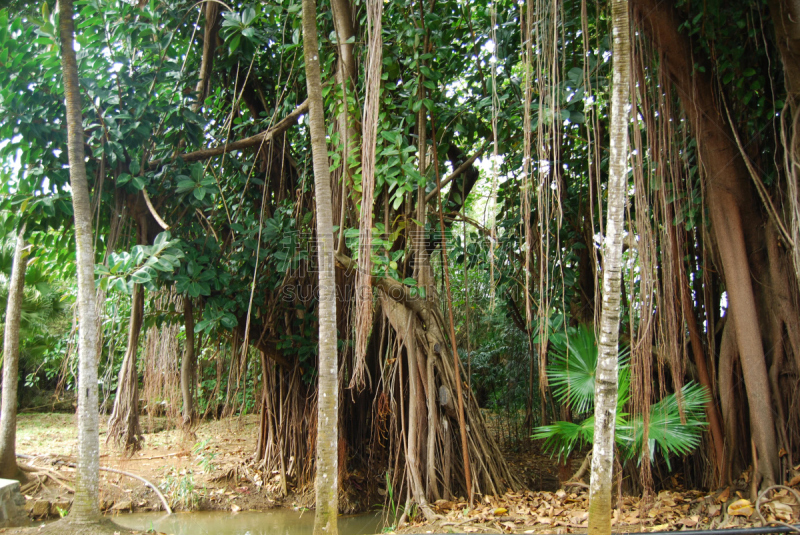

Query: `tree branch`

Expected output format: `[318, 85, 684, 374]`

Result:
[142, 189, 170, 230]
[149, 100, 309, 169]
[335, 252, 427, 315]
[424, 142, 488, 203]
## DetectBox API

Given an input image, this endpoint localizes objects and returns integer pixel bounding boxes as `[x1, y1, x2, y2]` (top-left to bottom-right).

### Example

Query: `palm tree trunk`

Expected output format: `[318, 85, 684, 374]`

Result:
[587, 0, 630, 532]
[0, 224, 28, 480]
[301, 0, 339, 533]
[59, 0, 101, 522]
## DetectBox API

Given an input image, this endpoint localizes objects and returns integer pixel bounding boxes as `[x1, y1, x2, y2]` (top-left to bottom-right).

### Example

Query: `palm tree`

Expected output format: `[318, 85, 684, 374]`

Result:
[59, 0, 101, 522]
[301, 0, 339, 533]
[534, 325, 708, 466]
[588, 0, 630, 531]
[0, 224, 28, 480]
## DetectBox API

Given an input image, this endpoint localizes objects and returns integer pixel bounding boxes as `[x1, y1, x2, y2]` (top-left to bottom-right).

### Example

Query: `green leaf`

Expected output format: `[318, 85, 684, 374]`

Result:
[381, 131, 399, 144]
[176, 180, 195, 193]
[229, 34, 241, 54]
[130, 269, 152, 284]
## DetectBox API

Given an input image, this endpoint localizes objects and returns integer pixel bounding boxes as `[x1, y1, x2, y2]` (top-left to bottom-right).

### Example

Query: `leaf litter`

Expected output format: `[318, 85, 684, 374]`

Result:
[395, 486, 800, 534]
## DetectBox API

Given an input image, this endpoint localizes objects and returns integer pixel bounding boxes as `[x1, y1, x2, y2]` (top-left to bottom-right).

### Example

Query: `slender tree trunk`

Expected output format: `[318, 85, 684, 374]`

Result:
[588, 0, 629, 532]
[107, 283, 144, 451]
[108, 215, 149, 451]
[182, 296, 196, 430]
[194, 1, 219, 111]
[674, 234, 726, 484]
[330, 0, 358, 179]
[301, 0, 339, 532]
[60, 0, 101, 521]
[0, 224, 28, 481]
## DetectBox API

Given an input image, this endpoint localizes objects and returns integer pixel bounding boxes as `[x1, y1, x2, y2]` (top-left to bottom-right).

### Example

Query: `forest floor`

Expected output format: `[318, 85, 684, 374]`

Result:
[392, 485, 799, 534]
[3, 412, 799, 534]
[9, 412, 299, 520]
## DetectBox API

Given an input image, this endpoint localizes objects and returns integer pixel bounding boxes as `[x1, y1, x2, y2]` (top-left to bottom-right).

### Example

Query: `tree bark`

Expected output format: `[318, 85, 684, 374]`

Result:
[60, 0, 101, 521]
[193, 1, 219, 112]
[769, 0, 800, 96]
[633, 0, 780, 486]
[588, 0, 629, 532]
[770, 0, 800, 300]
[148, 100, 309, 169]
[181, 296, 197, 430]
[107, 278, 145, 452]
[330, 0, 359, 182]
[0, 224, 28, 481]
[301, 0, 339, 532]
[675, 235, 726, 485]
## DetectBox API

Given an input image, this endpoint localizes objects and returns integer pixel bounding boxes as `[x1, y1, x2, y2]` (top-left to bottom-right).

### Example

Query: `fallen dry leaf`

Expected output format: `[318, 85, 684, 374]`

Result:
[728, 498, 754, 517]
[494, 507, 508, 515]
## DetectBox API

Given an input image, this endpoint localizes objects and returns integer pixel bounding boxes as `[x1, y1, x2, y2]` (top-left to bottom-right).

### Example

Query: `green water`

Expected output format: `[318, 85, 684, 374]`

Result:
[111, 510, 385, 535]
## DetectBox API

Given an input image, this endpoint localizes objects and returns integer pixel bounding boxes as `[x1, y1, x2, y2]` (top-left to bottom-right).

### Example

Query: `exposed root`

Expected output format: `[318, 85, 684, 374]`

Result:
[16, 453, 171, 514]
[755, 484, 800, 532]
[567, 452, 592, 484]
[18, 463, 75, 493]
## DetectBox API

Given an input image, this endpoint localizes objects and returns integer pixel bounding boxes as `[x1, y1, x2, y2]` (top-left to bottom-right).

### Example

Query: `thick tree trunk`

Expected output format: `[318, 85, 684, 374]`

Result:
[301, 0, 339, 532]
[336, 252, 520, 501]
[181, 296, 196, 430]
[0, 224, 28, 481]
[60, 0, 101, 522]
[107, 283, 145, 452]
[633, 0, 780, 487]
[770, 0, 800, 297]
[588, 0, 629, 532]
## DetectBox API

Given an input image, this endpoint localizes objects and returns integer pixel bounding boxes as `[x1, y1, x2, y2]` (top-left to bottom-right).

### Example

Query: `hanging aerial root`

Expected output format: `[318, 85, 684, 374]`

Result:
[352, 0, 383, 390]
[379, 292, 520, 514]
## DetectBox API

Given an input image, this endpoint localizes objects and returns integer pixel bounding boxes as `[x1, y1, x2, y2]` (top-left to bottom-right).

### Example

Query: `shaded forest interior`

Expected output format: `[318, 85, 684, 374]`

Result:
[4, 0, 800, 519]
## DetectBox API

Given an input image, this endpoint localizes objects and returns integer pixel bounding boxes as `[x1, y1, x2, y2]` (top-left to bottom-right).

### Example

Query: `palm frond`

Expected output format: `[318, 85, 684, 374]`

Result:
[625, 381, 709, 468]
[547, 324, 630, 414]
[533, 418, 595, 461]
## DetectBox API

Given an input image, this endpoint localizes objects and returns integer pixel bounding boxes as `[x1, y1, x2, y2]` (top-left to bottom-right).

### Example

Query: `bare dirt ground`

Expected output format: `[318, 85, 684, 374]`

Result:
[9, 412, 299, 521]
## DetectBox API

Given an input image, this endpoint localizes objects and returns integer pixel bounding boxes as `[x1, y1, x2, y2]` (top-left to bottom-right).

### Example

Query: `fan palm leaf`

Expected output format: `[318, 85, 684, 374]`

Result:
[535, 324, 708, 468]
[547, 324, 630, 414]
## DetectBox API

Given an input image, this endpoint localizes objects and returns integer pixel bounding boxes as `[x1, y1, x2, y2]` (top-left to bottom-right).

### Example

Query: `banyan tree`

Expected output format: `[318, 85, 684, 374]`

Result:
[4, 0, 800, 515]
